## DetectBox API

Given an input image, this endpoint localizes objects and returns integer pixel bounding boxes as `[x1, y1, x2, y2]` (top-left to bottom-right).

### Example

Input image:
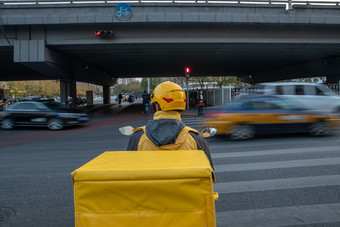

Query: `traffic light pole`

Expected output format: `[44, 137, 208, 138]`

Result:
[184, 67, 191, 110]
[147, 77, 150, 94]
[186, 75, 190, 110]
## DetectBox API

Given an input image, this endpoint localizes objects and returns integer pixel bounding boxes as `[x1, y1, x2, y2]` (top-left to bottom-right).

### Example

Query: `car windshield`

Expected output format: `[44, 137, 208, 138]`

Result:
[42, 101, 68, 110]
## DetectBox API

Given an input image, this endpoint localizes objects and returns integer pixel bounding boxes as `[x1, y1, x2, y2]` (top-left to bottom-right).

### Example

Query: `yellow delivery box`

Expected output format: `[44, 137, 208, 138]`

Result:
[71, 150, 217, 227]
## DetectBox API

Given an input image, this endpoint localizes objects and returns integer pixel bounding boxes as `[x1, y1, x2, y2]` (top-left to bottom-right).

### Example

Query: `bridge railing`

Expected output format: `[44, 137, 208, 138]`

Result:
[1, 0, 340, 10]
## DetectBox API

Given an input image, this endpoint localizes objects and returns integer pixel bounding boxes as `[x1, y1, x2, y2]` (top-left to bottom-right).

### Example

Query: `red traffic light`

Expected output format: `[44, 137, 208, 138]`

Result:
[95, 30, 114, 38]
[185, 67, 191, 74]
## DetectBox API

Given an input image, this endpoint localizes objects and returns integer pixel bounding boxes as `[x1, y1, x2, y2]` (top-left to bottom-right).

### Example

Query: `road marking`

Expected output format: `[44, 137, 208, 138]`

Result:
[216, 203, 340, 227]
[211, 136, 340, 226]
[210, 139, 323, 149]
[211, 146, 340, 158]
[215, 157, 340, 172]
[214, 175, 340, 193]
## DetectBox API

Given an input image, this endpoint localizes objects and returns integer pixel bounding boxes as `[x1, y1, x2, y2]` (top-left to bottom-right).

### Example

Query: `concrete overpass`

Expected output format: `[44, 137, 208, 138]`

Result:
[1, 0, 340, 103]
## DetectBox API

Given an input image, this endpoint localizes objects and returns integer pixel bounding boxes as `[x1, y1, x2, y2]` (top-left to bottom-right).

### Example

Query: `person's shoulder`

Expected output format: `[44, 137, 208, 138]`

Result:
[184, 126, 199, 134]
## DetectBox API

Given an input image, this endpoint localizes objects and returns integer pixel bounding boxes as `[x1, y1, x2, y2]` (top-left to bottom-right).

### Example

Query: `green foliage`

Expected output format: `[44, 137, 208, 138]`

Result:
[126, 81, 141, 93]
[141, 78, 162, 92]
[113, 84, 128, 94]
[112, 81, 141, 94]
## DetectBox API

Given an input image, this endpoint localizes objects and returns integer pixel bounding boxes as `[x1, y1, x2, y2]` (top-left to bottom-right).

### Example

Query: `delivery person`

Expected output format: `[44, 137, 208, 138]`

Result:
[127, 81, 214, 169]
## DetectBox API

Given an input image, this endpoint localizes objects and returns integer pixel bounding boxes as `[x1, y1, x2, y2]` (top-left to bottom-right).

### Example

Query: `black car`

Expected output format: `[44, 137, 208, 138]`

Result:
[0, 101, 89, 130]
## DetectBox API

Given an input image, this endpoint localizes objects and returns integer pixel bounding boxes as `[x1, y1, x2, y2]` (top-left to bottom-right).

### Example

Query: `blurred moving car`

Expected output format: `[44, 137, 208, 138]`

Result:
[0, 101, 89, 130]
[202, 95, 340, 140]
[255, 82, 340, 113]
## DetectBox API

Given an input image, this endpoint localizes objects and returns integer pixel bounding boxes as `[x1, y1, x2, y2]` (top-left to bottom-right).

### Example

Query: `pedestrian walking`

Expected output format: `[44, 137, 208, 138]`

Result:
[118, 93, 123, 105]
[197, 91, 205, 116]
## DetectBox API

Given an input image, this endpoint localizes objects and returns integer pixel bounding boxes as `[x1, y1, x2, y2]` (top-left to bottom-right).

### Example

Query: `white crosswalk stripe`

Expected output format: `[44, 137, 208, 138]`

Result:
[217, 203, 340, 227]
[213, 144, 340, 227]
[214, 175, 340, 193]
[181, 116, 203, 130]
[211, 146, 340, 158]
[215, 157, 340, 172]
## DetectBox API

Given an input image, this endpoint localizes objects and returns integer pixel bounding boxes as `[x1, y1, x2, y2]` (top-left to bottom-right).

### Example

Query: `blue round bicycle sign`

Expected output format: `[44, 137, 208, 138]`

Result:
[115, 3, 132, 21]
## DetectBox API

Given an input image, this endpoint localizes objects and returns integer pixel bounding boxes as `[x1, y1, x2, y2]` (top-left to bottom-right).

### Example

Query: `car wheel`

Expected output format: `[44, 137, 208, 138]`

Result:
[1, 118, 14, 130]
[230, 124, 255, 140]
[308, 121, 331, 136]
[47, 119, 64, 130]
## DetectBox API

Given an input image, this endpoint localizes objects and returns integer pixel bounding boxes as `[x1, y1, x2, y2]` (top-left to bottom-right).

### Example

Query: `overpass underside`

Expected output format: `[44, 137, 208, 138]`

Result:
[1, 2, 340, 104]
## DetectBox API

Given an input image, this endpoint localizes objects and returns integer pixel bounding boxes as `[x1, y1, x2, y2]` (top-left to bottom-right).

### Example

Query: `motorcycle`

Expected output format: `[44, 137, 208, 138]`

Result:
[144, 103, 150, 114]
[128, 95, 134, 103]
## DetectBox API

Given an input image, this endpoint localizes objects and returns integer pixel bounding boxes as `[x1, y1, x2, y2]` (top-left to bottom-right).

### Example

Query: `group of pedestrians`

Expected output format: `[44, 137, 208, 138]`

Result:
[117, 93, 137, 105]
[117, 88, 206, 116]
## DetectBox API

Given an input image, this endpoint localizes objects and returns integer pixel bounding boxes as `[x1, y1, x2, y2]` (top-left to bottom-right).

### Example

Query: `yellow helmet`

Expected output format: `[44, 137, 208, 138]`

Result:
[151, 81, 186, 111]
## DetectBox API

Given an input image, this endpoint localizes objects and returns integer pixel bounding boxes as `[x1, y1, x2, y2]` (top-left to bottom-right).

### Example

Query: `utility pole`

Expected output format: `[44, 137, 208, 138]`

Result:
[147, 77, 150, 94]
[185, 67, 191, 110]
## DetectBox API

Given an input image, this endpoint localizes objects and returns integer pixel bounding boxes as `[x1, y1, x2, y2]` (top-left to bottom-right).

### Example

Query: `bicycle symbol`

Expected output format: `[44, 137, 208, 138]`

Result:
[115, 3, 132, 20]
[116, 7, 131, 17]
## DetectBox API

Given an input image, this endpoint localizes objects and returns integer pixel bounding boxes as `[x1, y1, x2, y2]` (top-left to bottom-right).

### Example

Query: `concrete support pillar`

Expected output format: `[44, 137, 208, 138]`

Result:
[103, 85, 111, 104]
[60, 80, 77, 107]
[69, 80, 77, 107]
[60, 80, 68, 104]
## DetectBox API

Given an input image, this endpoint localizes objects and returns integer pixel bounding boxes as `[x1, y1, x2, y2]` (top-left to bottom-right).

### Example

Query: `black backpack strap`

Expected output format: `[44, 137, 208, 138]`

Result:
[189, 131, 214, 170]
[126, 128, 144, 151]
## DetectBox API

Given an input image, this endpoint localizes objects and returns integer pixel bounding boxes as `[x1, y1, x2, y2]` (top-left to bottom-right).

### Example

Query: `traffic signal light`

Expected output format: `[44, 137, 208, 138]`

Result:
[185, 67, 191, 78]
[95, 30, 114, 39]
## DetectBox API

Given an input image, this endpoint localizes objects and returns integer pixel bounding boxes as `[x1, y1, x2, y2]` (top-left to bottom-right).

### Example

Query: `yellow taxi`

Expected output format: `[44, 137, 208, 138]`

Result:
[202, 95, 340, 140]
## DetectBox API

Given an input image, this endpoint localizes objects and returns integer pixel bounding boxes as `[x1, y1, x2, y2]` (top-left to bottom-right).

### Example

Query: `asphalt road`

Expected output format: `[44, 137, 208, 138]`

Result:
[1, 104, 340, 227]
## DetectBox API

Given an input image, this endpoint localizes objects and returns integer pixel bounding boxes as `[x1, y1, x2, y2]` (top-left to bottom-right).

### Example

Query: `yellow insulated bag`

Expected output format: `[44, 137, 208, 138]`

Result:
[71, 150, 218, 227]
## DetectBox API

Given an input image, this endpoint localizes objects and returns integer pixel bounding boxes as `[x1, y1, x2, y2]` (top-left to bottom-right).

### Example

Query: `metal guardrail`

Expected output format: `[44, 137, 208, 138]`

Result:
[1, 0, 340, 10]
